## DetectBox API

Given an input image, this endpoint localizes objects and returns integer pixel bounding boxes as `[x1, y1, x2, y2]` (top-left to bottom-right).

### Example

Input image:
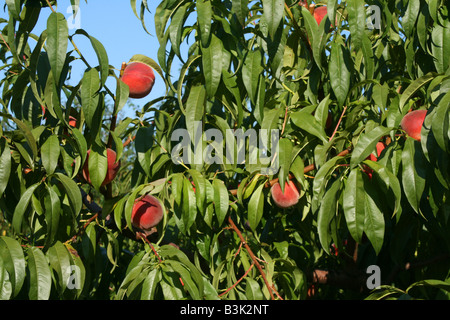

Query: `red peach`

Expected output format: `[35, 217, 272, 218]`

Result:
[270, 181, 300, 209]
[120, 61, 155, 99]
[131, 194, 165, 231]
[82, 148, 121, 186]
[400, 109, 427, 141]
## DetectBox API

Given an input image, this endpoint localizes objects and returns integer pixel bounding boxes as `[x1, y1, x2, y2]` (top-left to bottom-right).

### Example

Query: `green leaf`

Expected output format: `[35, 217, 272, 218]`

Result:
[41, 135, 60, 175]
[182, 176, 197, 232]
[401, 138, 426, 214]
[317, 178, 341, 252]
[12, 183, 40, 233]
[188, 169, 207, 215]
[141, 268, 161, 300]
[343, 168, 365, 243]
[363, 160, 402, 217]
[0, 236, 26, 298]
[347, 0, 366, 50]
[232, 0, 249, 27]
[399, 72, 436, 113]
[27, 247, 52, 300]
[185, 84, 206, 146]
[54, 173, 82, 216]
[363, 177, 385, 255]
[278, 138, 293, 188]
[402, 0, 420, 38]
[431, 20, 450, 75]
[201, 34, 223, 98]
[290, 109, 328, 144]
[242, 49, 263, 104]
[46, 12, 69, 86]
[329, 41, 351, 107]
[350, 126, 392, 168]
[81, 68, 101, 130]
[197, 0, 212, 46]
[46, 241, 72, 294]
[135, 126, 154, 176]
[247, 183, 265, 230]
[0, 138, 11, 196]
[44, 184, 61, 247]
[73, 29, 109, 89]
[262, 0, 284, 39]
[0, 255, 12, 300]
[212, 178, 229, 227]
[87, 144, 108, 190]
[5, 0, 21, 19]
[246, 278, 264, 300]
[312, 155, 345, 213]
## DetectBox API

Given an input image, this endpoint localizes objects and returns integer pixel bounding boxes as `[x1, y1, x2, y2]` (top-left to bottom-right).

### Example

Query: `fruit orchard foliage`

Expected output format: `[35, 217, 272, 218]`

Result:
[0, 0, 449, 300]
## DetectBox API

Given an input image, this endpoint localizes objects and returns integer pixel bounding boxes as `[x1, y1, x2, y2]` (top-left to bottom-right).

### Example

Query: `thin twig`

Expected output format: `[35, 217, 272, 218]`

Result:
[219, 263, 255, 298]
[329, 105, 347, 142]
[228, 216, 276, 300]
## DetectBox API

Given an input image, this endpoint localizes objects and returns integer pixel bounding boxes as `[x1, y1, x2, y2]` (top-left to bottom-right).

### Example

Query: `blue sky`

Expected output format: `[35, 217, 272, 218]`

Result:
[1, 1, 166, 118]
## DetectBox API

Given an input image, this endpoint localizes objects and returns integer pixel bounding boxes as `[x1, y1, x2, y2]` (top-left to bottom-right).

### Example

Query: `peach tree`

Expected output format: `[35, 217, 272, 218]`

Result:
[0, 0, 449, 300]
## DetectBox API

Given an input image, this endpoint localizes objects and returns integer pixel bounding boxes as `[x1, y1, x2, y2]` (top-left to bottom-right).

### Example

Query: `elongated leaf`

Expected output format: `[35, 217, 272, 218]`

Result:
[350, 126, 393, 168]
[197, 0, 212, 46]
[290, 109, 328, 144]
[27, 247, 52, 300]
[329, 41, 351, 107]
[317, 179, 341, 252]
[188, 169, 207, 214]
[347, 0, 366, 50]
[141, 268, 161, 300]
[12, 183, 40, 233]
[46, 12, 68, 86]
[46, 241, 72, 294]
[232, 0, 249, 26]
[402, 0, 420, 38]
[87, 145, 108, 191]
[44, 184, 61, 248]
[262, 0, 284, 39]
[74, 29, 109, 88]
[0, 138, 11, 196]
[431, 20, 450, 74]
[185, 84, 206, 146]
[399, 73, 436, 113]
[0, 236, 26, 298]
[242, 49, 263, 104]
[401, 138, 426, 213]
[135, 126, 154, 176]
[54, 173, 82, 216]
[213, 178, 229, 227]
[201, 34, 223, 98]
[182, 177, 197, 232]
[343, 168, 365, 243]
[247, 183, 265, 230]
[41, 135, 60, 175]
[81, 68, 101, 129]
[363, 178, 385, 255]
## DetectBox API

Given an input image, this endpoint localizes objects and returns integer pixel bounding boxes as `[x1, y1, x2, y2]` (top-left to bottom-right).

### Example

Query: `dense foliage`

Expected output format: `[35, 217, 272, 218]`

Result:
[0, 0, 449, 300]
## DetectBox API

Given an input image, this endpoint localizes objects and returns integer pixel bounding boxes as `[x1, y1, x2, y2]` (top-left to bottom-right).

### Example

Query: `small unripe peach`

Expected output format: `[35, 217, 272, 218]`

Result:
[120, 61, 155, 99]
[82, 148, 120, 186]
[400, 109, 427, 141]
[131, 194, 165, 231]
[270, 181, 300, 209]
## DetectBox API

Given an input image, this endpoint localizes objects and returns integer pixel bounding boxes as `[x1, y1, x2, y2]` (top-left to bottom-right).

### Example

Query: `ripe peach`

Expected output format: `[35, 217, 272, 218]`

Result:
[270, 181, 300, 209]
[82, 148, 121, 186]
[131, 194, 165, 231]
[314, 6, 328, 25]
[120, 61, 155, 99]
[400, 109, 427, 141]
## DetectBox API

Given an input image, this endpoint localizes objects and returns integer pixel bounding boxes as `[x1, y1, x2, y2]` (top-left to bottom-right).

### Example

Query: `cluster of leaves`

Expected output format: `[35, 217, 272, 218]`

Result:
[0, 0, 449, 300]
